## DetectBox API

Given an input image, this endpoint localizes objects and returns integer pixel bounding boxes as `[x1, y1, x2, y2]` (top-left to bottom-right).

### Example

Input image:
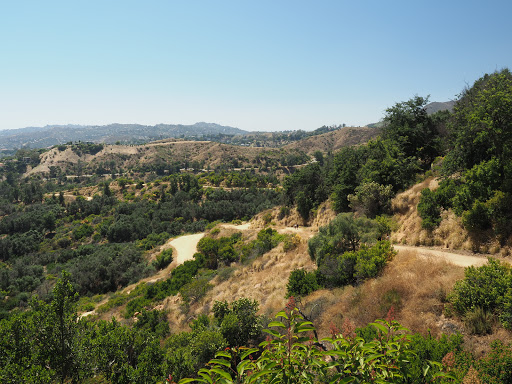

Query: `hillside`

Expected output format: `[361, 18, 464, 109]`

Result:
[283, 126, 379, 154]
[25, 139, 309, 178]
[0, 122, 248, 150]
[2, 71, 512, 383]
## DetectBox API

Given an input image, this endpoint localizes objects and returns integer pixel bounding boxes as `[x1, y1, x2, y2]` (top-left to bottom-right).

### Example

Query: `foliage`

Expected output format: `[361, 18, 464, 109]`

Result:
[477, 340, 512, 384]
[286, 268, 319, 298]
[449, 258, 512, 330]
[152, 248, 173, 270]
[180, 275, 212, 304]
[66, 243, 152, 295]
[436, 69, 512, 245]
[283, 162, 328, 220]
[308, 212, 380, 265]
[178, 305, 450, 384]
[382, 95, 442, 168]
[348, 181, 393, 218]
[137, 232, 170, 251]
[316, 241, 396, 288]
[445, 69, 512, 173]
[417, 187, 442, 230]
[213, 298, 263, 348]
[133, 309, 170, 339]
[464, 306, 493, 335]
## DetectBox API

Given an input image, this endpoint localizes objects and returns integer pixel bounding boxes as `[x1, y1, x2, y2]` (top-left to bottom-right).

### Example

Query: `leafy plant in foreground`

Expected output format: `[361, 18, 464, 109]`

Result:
[177, 302, 452, 383]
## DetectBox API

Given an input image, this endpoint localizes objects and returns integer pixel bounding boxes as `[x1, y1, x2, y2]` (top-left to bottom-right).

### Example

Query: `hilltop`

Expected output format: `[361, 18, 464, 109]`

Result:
[0, 122, 248, 150]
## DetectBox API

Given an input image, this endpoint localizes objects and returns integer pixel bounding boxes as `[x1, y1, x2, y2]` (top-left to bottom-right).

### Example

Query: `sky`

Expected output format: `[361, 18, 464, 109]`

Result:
[1, 1, 511, 132]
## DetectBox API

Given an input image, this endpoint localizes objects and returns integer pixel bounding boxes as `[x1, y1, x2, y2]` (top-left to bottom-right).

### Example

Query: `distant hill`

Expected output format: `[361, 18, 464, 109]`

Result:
[367, 100, 456, 128]
[283, 126, 379, 154]
[424, 101, 455, 114]
[0, 122, 248, 150]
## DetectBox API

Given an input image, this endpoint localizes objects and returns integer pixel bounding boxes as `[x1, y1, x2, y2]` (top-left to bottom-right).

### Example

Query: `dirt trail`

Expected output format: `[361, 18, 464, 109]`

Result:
[394, 245, 488, 267]
[168, 233, 205, 265]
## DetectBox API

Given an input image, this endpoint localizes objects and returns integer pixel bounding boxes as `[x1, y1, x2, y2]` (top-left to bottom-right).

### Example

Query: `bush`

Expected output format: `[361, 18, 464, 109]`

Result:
[464, 306, 493, 335]
[450, 258, 512, 329]
[418, 188, 442, 230]
[152, 249, 173, 270]
[308, 213, 380, 265]
[348, 181, 393, 218]
[316, 241, 396, 288]
[477, 340, 512, 383]
[179, 276, 212, 304]
[286, 269, 319, 298]
[450, 258, 511, 316]
[72, 223, 94, 240]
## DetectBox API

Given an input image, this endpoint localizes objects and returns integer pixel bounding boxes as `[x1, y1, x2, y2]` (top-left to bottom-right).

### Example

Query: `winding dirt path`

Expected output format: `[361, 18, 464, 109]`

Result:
[168, 233, 205, 265]
[393, 245, 489, 267]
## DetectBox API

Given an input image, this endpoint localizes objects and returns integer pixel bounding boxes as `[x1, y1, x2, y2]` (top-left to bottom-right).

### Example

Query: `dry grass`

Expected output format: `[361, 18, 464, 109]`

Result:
[299, 250, 465, 339]
[391, 177, 512, 254]
[161, 227, 316, 333]
[252, 200, 337, 230]
[391, 177, 475, 251]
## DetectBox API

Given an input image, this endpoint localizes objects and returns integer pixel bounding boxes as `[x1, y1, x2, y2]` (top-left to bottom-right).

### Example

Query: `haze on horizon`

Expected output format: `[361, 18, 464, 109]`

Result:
[1, 1, 511, 133]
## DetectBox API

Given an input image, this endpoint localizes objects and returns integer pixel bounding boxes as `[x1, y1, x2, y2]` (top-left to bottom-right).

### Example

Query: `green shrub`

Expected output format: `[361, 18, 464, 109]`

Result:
[286, 269, 319, 298]
[348, 181, 393, 218]
[417, 188, 442, 230]
[308, 212, 380, 265]
[464, 306, 493, 335]
[450, 258, 511, 316]
[315, 241, 396, 288]
[450, 258, 512, 329]
[152, 249, 173, 270]
[179, 276, 212, 304]
[477, 340, 512, 383]
[72, 223, 94, 240]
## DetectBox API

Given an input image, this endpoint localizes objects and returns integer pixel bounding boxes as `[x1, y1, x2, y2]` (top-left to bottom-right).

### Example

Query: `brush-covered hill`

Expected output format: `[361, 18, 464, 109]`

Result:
[283, 125, 379, 154]
[25, 139, 311, 178]
[0, 122, 248, 150]
[23, 126, 378, 178]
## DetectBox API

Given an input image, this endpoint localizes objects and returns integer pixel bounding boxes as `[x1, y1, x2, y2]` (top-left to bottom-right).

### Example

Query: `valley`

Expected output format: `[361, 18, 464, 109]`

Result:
[1, 70, 512, 383]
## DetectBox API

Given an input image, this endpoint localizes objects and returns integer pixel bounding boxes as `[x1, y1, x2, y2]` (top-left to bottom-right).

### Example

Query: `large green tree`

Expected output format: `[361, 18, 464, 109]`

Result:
[445, 68, 512, 173]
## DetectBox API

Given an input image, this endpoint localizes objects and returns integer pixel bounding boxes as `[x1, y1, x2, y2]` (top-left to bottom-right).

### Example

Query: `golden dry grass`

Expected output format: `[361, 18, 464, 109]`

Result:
[299, 249, 466, 339]
[161, 226, 317, 332]
[391, 177, 476, 250]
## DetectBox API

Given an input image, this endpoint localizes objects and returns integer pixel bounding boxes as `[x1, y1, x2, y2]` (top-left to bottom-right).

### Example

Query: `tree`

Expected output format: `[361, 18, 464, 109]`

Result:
[348, 181, 393, 218]
[382, 95, 441, 167]
[308, 213, 380, 265]
[213, 298, 263, 348]
[445, 68, 512, 173]
[32, 271, 85, 383]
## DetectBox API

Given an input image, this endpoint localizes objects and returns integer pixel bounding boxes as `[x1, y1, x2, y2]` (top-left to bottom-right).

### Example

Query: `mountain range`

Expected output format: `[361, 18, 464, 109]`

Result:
[0, 122, 247, 150]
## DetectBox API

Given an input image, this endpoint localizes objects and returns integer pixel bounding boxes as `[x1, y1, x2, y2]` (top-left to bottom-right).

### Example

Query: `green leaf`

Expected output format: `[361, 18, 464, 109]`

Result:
[246, 369, 273, 383]
[215, 350, 232, 358]
[267, 321, 286, 328]
[209, 359, 231, 368]
[241, 347, 259, 360]
[178, 378, 202, 384]
[262, 329, 281, 338]
[210, 368, 233, 382]
[275, 311, 289, 320]
[370, 321, 388, 334]
[197, 371, 213, 384]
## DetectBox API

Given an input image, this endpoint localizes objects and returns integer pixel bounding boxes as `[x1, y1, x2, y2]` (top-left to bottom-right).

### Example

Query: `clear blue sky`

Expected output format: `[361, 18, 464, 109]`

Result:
[1, 0, 511, 132]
